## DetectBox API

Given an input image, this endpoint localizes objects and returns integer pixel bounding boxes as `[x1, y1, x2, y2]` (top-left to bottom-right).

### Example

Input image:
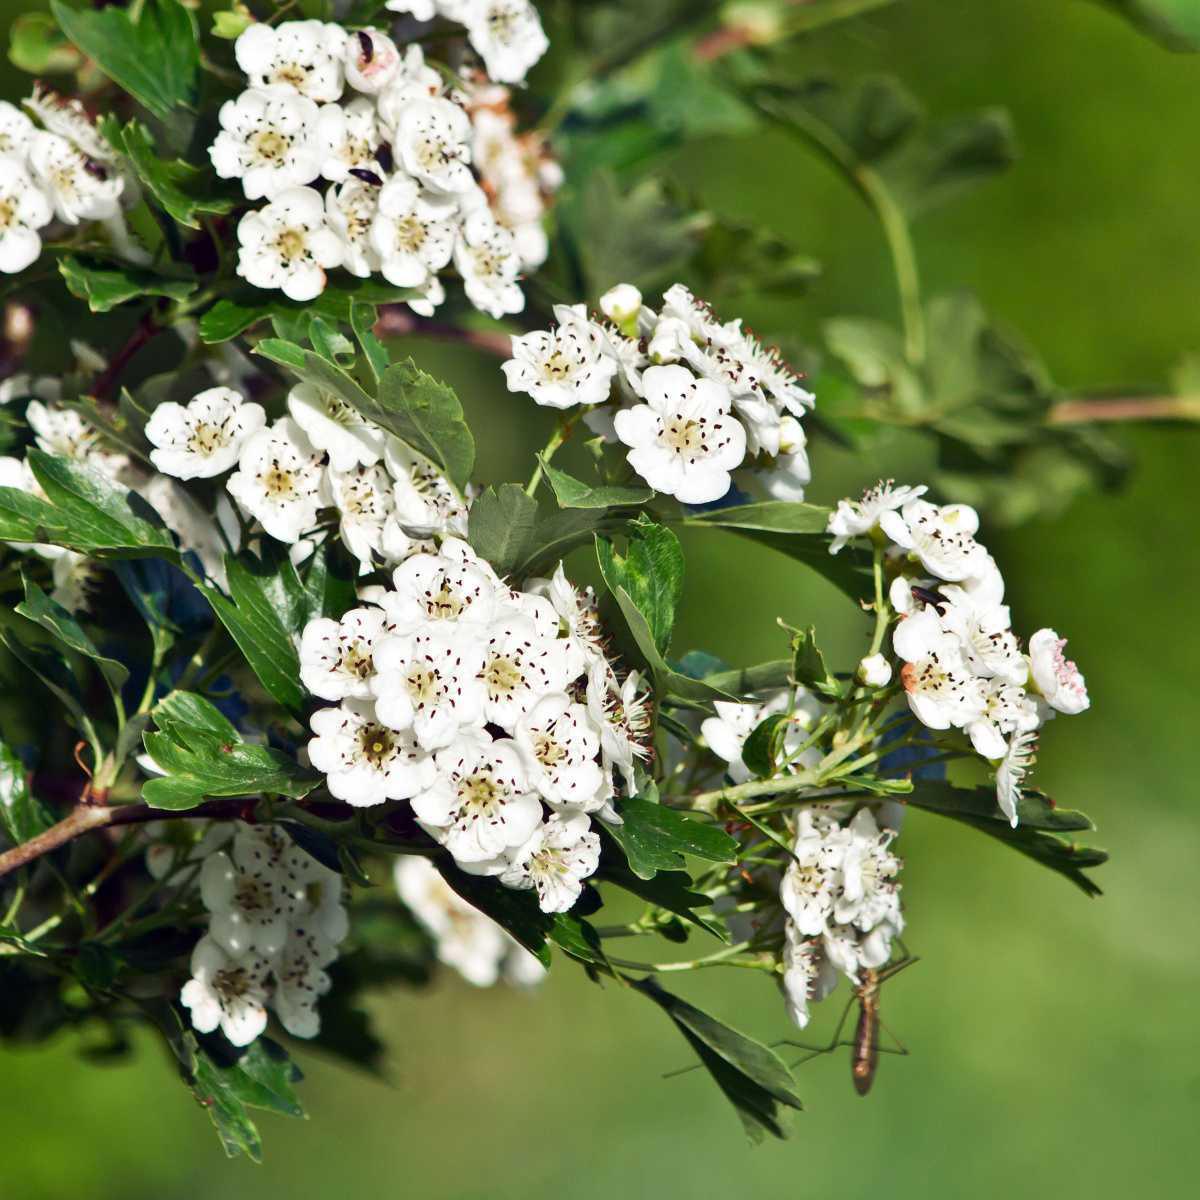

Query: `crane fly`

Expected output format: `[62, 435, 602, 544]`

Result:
[780, 955, 918, 1096]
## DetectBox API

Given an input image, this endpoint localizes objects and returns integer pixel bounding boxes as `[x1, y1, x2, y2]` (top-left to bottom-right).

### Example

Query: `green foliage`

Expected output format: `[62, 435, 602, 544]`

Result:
[8, 12, 79, 73]
[15, 576, 128, 693]
[0, 740, 53, 847]
[1099, 0, 1200, 49]
[540, 459, 654, 508]
[603, 793, 739, 879]
[595, 517, 684, 655]
[142, 691, 319, 809]
[467, 484, 539, 575]
[59, 256, 197, 314]
[634, 979, 804, 1143]
[51, 0, 200, 123]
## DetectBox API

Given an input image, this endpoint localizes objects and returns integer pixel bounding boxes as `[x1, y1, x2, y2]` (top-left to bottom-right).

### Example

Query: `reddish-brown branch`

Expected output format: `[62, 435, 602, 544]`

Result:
[1047, 395, 1200, 425]
[374, 305, 511, 359]
[88, 310, 162, 407]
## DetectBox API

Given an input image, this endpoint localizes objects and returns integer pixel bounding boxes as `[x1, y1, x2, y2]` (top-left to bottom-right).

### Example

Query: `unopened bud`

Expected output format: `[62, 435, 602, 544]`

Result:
[857, 653, 893, 688]
[599, 283, 642, 334]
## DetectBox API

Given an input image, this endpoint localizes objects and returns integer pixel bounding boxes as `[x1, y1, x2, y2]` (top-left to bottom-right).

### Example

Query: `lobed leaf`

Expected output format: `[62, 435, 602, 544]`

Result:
[467, 484, 539, 576]
[603, 794, 739, 880]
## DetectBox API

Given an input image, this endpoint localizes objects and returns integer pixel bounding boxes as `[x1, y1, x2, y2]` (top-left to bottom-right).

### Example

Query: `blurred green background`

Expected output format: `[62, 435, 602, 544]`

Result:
[3, 0, 1199, 1196]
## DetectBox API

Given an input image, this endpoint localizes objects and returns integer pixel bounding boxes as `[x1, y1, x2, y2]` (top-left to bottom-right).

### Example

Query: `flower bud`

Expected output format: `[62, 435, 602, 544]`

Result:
[599, 283, 642, 333]
[345, 29, 401, 95]
[857, 653, 892, 688]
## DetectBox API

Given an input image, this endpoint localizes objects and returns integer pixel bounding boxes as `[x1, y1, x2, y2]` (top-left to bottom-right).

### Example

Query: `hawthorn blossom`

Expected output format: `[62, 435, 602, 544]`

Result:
[226, 417, 328, 542]
[393, 97, 474, 193]
[858, 654, 892, 688]
[375, 46, 447, 135]
[464, 1, 550, 85]
[514, 693, 607, 811]
[1028, 628, 1090, 715]
[144, 387, 267, 480]
[382, 538, 503, 634]
[370, 174, 457, 288]
[0, 159, 52, 274]
[235, 20, 347, 103]
[893, 608, 985, 730]
[966, 678, 1041, 760]
[209, 87, 322, 201]
[0, 101, 35, 158]
[272, 927, 337, 1038]
[313, 97, 382, 182]
[327, 462, 395, 564]
[180, 936, 270, 1047]
[200, 845, 305, 959]
[833, 809, 902, 932]
[288, 381, 385, 470]
[502, 306, 619, 408]
[308, 698, 436, 806]
[25, 402, 128, 479]
[879, 498, 988, 582]
[386, 439, 470, 537]
[325, 175, 383, 277]
[613, 364, 745, 504]
[827, 481, 928, 555]
[500, 813, 601, 913]
[27, 131, 123, 224]
[343, 28, 402, 95]
[586, 661, 652, 791]
[454, 207, 525, 318]
[599, 284, 642, 327]
[780, 813, 847, 936]
[370, 626, 485, 750]
[411, 729, 542, 864]
[299, 606, 389, 701]
[995, 729, 1037, 827]
[479, 616, 575, 728]
[236, 186, 344, 301]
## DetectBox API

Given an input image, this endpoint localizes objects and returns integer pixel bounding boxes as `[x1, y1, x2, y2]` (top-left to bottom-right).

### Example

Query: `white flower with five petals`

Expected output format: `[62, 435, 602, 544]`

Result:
[145, 387, 267, 480]
[236, 186, 344, 301]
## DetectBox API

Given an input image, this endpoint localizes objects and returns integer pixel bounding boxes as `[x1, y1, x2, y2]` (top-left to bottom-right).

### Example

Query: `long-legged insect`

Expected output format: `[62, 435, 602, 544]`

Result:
[778, 955, 918, 1096]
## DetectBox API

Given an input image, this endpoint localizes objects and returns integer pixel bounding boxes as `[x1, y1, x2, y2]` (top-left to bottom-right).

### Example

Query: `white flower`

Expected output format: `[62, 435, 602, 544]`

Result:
[324, 174, 383, 278]
[586, 662, 652, 791]
[394, 856, 545, 987]
[328, 462, 395, 565]
[893, 608, 985, 730]
[411, 728, 542, 864]
[25, 401, 128, 479]
[142, 474, 231, 586]
[385, 0, 440, 20]
[385, 439, 470, 537]
[0, 158, 52, 274]
[23, 86, 114, 163]
[180, 935, 270, 1047]
[27, 131, 123, 223]
[613, 364, 745, 504]
[463, 1, 550, 85]
[701, 690, 819, 784]
[300, 606, 388, 701]
[524, 563, 606, 667]
[144, 386, 267, 480]
[200, 841, 308, 959]
[454, 208, 525, 318]
[513, 693, 607, 811]
[937, 586, 1027, 685]
[995, 728, 1037, 827]
[313, 97, 381, 182]
[1028, 628, 1090, 715]
[965, 678, 1041, 760]
[780, 812, 847, 936]
[50, 549, 102, 614]
[308, 697, 436, 806]
[749, 414, 810, 502]
[393, 96, 473, 194]
[833, 808, 902, 932]
[879, 498, 989, 582]
[369, 173, 458, 288]
[382, 538, 503, 634]
[235, 20, 347, 102]
[236, 186, 344, 301]
[210, 87, 322, 201]
[500, 813, 601, 913]
[479, 616, 576, 728]
[0, 101, 35, 158]
[375, 46, 447, 135]
[858, 654, 893, 688]
[226, 416, 328, 543]
[827, 481, 928, 555]
[271, 926, 337, 1038]
[781, 924, 836, 1029]
[502, 306, 618, 409]
[599, 283, 642, 327]
[344, 28, 402, 95]
[288, 381, 385, 470]
[372, 626, 487, 750]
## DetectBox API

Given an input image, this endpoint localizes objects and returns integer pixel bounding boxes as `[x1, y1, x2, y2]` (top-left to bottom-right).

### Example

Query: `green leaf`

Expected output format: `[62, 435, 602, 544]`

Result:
[197, 298, 267, 344]
[15, 577, 129, 693]
[103, 120, 235, 230]
[603, 794, 738, 880]
[740, 714, 791, 779]
[142, 693, 319, 810]
[467, 484, 539, 576]
[0, 450, 176, 558]
[633, 979, 803, 1143]
[906, 781, 1107, 897]
[547, 913, 610, 969]
[436, 860, 552, 967]
[1098, 0, 1200, 49]
[509, 507, 624, 580]
[349, 302, 389, 384]
[596, 857, 726, 939]
[198, 552, 308, 714]
[59, 255, 195, 314]
[687, 501, 830, 535]
[51, 0, 199, 123]
[596, 517, 683, 656]
[540, 459, 654, 509]
[0, 741, 54, 847]
[9, 12, 79, 73]
[224, 1039, 305, 1118]
[703, 659, 793, 695]
[789, 625, 837, 695]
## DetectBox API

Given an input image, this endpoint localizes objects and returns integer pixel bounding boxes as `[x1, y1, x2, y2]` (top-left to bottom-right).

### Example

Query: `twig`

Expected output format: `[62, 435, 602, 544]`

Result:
[87, 310, 162, 407]
[1046, 394, 1200, 425]
[374, 306, 512, 358]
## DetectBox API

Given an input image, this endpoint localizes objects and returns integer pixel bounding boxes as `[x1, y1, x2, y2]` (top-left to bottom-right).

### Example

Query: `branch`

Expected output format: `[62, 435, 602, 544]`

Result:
[87, 310, 162, 407]
[374, 306, 511, 358]
[1047, 394, 1200, 425]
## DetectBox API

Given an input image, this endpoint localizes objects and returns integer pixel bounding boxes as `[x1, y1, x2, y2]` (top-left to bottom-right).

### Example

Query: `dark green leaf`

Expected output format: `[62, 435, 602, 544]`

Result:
[596, 517, 683, 655]
[1098, 0, 1200, 50]
[15, 577, 129, 692]
[603, 795, 738, 880]
[436, 859, 552, 967]
[633, 978, 803, 1143]
[59, 254, 197, 312]
[0, 741, 53, 847]
[225, 1039, 306, 1119]
[687, 501, 830, 535]
[467, 484, 538, 575]
[789, 625, 837, 695]
[740, 714, 791, 779]
[541, 459, 654, 509]
[350, 302, 389, 383]
[197, 298, 267, 344]
[51, 0, 199, 122]
[703, 660, 793, 695]
[510, 507, 624, 580]
[906, 781, 1106, 896]
[376, 359, 475, 492]
[547, 913, 610, 969]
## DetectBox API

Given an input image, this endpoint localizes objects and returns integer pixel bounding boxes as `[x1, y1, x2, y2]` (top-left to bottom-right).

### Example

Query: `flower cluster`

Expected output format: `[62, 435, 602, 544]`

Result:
[144, 379, 469, 564]
[216, 18, 556, 316]
[302, 543, 651, 912]
[0, 87, 131, 275]
[829, 481, 1090, 824]
[502, 283, 815, 505]
[394, 856, 545, 986]
[385, 1, 549, 85]
[780, 807, 903, 1030]
[181, 825, 349, 1047]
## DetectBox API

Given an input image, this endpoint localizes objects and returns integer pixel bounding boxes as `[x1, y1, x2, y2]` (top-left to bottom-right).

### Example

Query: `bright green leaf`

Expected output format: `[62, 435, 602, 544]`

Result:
[0, 741, 54, 847]
[59, 255, 196, 313]
[540, 459, 654, 508]
[596, 517, 684, 655]
[603, 794, 739, 880]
